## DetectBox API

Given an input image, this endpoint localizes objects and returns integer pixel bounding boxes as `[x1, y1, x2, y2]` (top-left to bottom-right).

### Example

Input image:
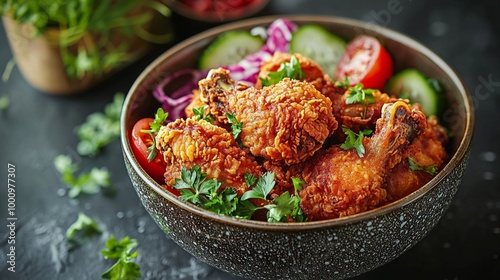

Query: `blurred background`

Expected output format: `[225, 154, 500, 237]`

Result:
[0, 0, 499, 279]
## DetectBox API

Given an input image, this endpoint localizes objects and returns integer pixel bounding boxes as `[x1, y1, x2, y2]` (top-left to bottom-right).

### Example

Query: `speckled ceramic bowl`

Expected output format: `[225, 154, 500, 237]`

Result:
[121, 15, 474, 280]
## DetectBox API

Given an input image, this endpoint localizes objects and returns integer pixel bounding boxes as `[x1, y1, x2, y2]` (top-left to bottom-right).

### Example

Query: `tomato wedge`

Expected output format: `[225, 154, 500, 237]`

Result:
[334, 35, 393, 90]
[130, 118, 166, 184]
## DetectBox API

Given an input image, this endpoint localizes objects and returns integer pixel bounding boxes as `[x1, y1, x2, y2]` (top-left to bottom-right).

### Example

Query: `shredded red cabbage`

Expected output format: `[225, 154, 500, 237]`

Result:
[226, 18, 297, 84]
[152, 18, 297, 119]
[153, 69, 208, 120]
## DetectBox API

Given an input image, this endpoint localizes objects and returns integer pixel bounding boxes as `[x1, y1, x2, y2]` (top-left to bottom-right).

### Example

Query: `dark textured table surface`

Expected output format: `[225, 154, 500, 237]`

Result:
[1, 0, 499, 279]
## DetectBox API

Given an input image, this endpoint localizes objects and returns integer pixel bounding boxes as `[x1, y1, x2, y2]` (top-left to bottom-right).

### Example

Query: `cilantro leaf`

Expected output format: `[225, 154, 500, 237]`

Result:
[101, 236, 141, 280]
[140, 108, 169, 162]
[260, 55, 305, 86]
[66, 212, 102, 241]
[75, 93, 124, 157]
[54, 154, 112, 198]
[340, 126, 373, 157]
[408, 157, 437, 175]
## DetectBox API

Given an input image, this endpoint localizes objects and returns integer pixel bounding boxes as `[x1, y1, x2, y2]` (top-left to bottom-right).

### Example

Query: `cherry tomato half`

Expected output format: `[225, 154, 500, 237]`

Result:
[334, 35, 393, 90]
[130, 118, 166, 184]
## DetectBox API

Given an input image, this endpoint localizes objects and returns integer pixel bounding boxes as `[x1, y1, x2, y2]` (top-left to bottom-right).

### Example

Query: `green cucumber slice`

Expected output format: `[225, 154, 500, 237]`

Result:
[199, 31, 264, 69]
[384, 69, 443, 116]
[289, 24, 346, 76]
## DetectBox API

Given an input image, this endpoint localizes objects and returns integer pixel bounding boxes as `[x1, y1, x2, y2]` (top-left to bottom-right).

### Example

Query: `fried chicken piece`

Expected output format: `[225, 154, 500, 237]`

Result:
[198, 67, 337, 165]
[155, 117, 262, 195]
[384, 115, 449, 201]
[298, 101, 427, 221]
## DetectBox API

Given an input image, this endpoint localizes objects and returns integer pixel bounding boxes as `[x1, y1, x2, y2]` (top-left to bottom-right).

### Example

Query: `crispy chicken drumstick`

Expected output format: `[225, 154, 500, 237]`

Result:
[298, 101, 427, 221]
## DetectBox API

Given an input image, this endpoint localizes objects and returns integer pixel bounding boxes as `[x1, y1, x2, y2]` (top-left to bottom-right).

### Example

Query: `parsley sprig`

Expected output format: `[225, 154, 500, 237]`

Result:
[54, 154, 112, 198]
[66, 212, 102, 246]
[226, 112, 243, 147]
[408, 157, 437, 175]
[260, 55, 306, 86]
[193, 105, 215, 123]
[173, 166, 307, 222]
[140, 108, 168, 162]
[340, 126, 373, 158]
[336, 77, 377, 119]
[76, 93, 124, 157]
[101, 236, 141, 280]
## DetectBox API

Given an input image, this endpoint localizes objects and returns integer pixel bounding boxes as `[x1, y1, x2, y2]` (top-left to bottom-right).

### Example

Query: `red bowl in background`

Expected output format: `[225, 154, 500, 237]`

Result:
[163, 0, 270, 22]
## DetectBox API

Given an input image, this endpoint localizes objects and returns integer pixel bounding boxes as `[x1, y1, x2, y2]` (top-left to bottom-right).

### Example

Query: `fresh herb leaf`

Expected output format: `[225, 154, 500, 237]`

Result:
[193, 105, 215, 123]
[226, 112, 243, 146]
[0, 95, 9, 111]
[344, 83, 376, 119]
[260, 55, 306, 86]
[408, 157, 437, 175]
[290, 178, 307, 222]
[172, 166, 307, 222]
[173, 166, 243, 216]
[66, 212, 102, 240]
[340, 126, 373, 157]
[334, 76, 351, 88]
[140, 108, 168, 162]
[101, 236, 141, 280]
[240, 172, 275, 201]
[345, 83, 376, 105]
[244, 173, 258, 189]
[76, 93, 124, 157]
[264, 177, 307, 223]
[54, 154, 112, 198]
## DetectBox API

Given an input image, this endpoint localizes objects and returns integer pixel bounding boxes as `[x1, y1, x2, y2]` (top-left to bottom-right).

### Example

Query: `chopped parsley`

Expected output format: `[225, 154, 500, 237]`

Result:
[0, 95, 8, 111]
[140, 108, 168, 162]
[260, 55, 306, 86]
[172, 166, 306, 222]
[226, 112, 243, 147]
[340, 126, 373, 158]
[101, 236, 141, 280]
[335, 78, 377, 119]
[75, 93, 124, 157]
[54, 154, 112, 198]
[408, 157, 437, 175]
[193, 105, 215, 123]
[66, 212, 102, 242]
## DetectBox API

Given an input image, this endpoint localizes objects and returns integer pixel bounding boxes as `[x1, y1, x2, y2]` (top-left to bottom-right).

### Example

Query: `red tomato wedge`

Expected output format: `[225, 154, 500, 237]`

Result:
[130, 118, 167, 185]
[334, 35, 393, 90]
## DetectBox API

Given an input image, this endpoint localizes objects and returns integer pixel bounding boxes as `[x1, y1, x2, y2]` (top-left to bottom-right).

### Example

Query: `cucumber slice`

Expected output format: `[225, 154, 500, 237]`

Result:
[384, 69, 443, 116]
[199, 31, 264, 69]
[289, 24, 346, 76]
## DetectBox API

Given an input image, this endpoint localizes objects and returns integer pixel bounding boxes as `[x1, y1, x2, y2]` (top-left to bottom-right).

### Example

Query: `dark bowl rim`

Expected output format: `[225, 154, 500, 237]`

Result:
[121, 14, 475, 231]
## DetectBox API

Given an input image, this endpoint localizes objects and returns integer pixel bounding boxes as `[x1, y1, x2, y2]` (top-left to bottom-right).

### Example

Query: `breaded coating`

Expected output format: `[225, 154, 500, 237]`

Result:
[384, 115, 449, 201]
[155, 117, 262, 195]
[298, 101, 427, 221]
[198, 67, 337, 165]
